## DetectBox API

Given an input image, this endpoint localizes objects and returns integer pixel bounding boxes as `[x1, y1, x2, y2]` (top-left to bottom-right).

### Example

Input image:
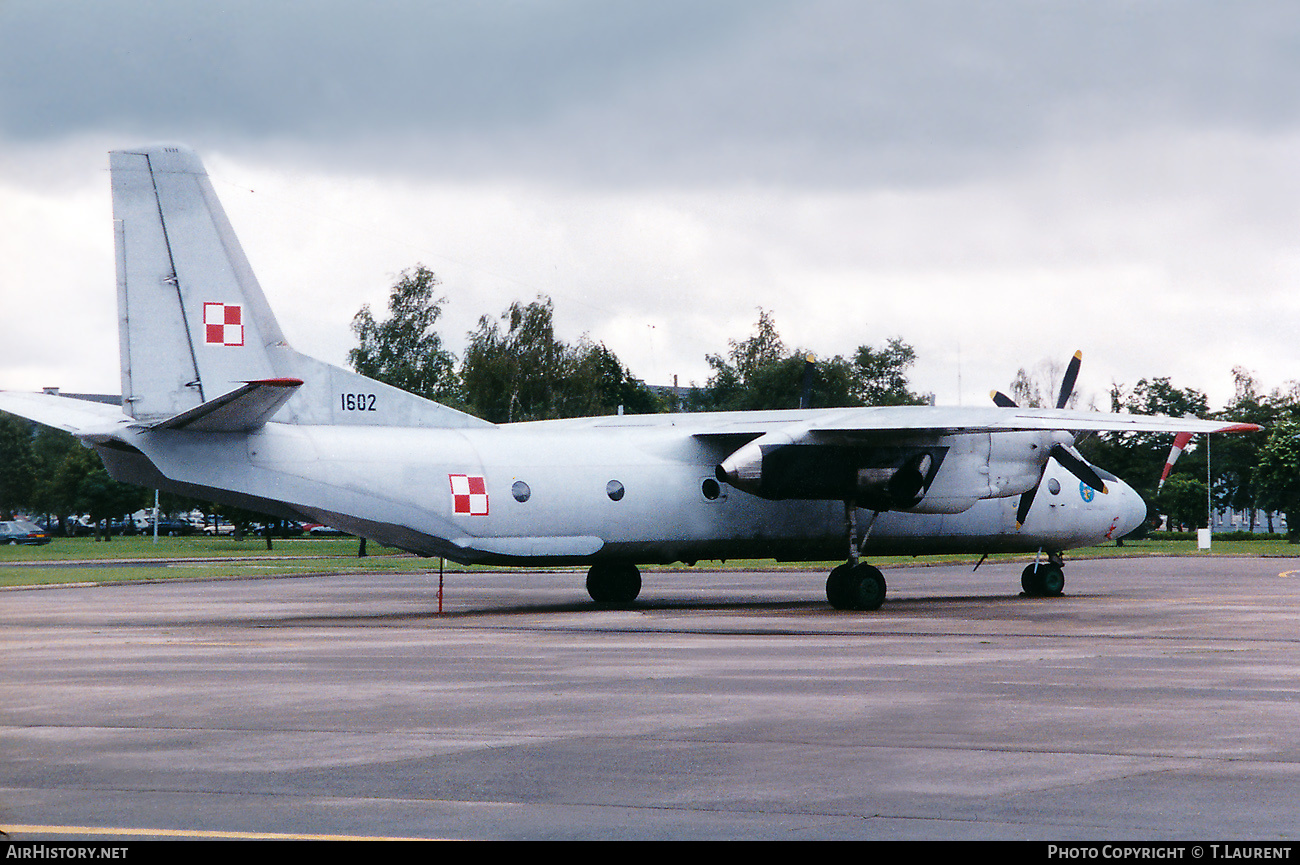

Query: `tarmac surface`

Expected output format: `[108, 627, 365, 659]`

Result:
[3, 555, 1300, 841]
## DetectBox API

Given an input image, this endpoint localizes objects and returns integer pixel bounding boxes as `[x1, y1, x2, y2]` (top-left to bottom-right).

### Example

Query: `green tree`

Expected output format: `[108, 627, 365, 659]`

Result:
[692, 307, 785, 410]
[56, 445, 147, 541]
[1078, 376, 1211, 501]
[462, 296, 661, 423]
[851, 338, 929, 407]
[0, 414, 36, 518]
[1210, 368, 1294, 530]
[1255, 420, 1300, 542]
[692, 309, 927, 411]
[1155, 475, 1209, 531]
[349, 264, 460, 404]
[27, 426, 82, 533]
[565, 339, 664, 417]
[725, 307, 785, 386]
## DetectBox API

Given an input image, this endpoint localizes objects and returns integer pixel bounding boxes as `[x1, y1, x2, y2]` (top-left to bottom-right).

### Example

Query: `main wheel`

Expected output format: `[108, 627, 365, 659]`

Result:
[1039, 564, 1065, 596]
[586, 562, 642, 604]
[1021, 563, 1065, 597]
[847, 563, 887, 611]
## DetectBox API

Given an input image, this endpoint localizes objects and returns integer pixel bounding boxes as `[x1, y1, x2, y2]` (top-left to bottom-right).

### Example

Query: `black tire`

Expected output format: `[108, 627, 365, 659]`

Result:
[1021, 563, 1043, 595]
[1022, 563, 1065, 597]
[586, 562, 642, 605]
[826, 563, 855, 610]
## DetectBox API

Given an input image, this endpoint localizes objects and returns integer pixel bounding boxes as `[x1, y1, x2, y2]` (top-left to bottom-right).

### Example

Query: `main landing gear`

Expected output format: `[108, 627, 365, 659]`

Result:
[826, 501, 888, 611]
[826, 562, 887, 611]
[586, 562, 642, 604]
[1021, 553, 1066, 597]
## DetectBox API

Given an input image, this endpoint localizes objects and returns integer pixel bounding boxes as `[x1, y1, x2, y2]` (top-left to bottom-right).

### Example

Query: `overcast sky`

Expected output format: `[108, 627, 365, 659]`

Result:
[3, 0, 1299, 410]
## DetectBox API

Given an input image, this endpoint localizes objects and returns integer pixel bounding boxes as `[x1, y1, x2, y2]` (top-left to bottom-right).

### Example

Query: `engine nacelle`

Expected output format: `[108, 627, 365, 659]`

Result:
[716, 429, 1071, 514]
[716, 435, 946, 511]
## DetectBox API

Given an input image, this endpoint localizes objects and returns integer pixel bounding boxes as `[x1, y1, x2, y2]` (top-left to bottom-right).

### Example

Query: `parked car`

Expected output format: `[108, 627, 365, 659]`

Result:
[255, 521, 304, 537]
[0, 520, 51, 545]
[149, 519, 195, 536]
[302, 523, 348, 537]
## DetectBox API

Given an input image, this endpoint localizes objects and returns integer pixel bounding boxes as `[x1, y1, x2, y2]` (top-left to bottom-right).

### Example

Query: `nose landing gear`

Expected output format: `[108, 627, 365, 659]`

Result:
[1021, 554, 1065, 597]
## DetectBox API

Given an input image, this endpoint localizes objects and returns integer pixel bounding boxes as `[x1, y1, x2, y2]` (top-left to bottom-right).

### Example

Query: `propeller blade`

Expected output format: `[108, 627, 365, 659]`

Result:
[1015, 480, 1038, 529]
[1055, 350, 1082, 409]
[1050, 443, 1108, 494]
[991, 390, 1017, 408]
[799, 353, 816, 410]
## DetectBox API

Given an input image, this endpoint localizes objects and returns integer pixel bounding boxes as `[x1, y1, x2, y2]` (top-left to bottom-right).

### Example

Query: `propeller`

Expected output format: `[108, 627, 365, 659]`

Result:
[992, 350, 1082, 411]
[1015, 443, 1109, 527]
[991, 351, 1107, 529]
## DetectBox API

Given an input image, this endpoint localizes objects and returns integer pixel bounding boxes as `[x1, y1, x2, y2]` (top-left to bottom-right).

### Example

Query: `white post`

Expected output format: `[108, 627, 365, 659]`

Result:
[1203, 436, 1212, 550]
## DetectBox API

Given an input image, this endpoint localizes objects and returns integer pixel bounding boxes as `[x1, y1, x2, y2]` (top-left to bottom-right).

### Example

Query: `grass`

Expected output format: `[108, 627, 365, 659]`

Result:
[1, 532, 1297, 588]
[0, 534, 384, 562]
[0, 535, 449, 587]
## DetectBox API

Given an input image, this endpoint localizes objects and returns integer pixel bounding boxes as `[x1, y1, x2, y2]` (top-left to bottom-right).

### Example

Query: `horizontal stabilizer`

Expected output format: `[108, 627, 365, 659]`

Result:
[0, 391, 128, 438]
[146, 378, 303, 432]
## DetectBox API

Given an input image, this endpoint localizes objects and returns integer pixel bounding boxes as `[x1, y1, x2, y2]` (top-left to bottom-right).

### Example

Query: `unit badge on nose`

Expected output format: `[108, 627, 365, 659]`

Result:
[203, 302, 244, 346]
[449, 474, 489, 516]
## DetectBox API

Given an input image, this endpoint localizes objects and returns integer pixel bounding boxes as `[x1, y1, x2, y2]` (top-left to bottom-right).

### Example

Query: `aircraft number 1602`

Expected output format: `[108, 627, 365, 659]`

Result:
[340, 393, 377, 412]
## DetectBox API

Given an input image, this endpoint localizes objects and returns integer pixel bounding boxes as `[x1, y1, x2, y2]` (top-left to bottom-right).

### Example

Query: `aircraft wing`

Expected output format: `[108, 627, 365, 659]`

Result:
[810, 406, 1259, 436]
[691, 404, 1259, 511]
[689, 405, 1259, 440]
[0, 391, 130, 439]
[996, 408, 1258, 435]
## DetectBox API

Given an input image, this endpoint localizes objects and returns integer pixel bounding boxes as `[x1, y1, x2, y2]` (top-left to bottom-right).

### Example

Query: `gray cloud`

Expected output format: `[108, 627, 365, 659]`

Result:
[5, 1, 1300, 408]
[4, 1, 1300, 187]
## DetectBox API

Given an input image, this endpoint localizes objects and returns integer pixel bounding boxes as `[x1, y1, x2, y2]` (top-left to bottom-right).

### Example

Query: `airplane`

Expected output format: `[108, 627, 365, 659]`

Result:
[0, 144, 1261, 611]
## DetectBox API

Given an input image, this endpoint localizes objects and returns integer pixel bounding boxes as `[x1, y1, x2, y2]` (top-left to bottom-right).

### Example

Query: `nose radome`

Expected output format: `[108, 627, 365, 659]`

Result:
[1114, 479, 1148, 537]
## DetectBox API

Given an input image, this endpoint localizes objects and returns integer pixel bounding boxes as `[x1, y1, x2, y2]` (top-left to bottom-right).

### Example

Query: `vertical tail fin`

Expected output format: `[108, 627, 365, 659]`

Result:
[112, 143, 284, 421]
[111, 143, 489, 430]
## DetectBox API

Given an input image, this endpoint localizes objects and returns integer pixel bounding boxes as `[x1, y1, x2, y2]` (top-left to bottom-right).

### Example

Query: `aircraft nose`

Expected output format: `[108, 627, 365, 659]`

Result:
[1115, 479, 1148, 537]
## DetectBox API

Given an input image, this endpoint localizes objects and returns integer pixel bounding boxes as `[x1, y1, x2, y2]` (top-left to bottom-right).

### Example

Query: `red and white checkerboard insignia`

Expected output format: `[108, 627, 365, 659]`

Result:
[203, 302, 244, 346]
[449, 474, 489, 516]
